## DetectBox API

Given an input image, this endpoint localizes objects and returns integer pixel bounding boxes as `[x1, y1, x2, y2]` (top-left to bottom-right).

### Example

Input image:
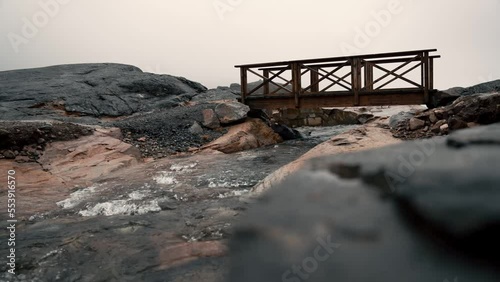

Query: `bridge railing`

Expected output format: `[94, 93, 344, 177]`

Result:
[235, 49, 439, 107]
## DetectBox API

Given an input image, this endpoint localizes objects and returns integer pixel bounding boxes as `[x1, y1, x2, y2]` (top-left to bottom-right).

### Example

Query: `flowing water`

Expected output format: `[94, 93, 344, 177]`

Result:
[0, 125, 356, 282]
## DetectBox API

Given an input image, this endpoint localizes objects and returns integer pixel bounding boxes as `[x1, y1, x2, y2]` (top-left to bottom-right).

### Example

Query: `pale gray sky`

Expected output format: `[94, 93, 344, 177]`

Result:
[0, 0, 499, 89]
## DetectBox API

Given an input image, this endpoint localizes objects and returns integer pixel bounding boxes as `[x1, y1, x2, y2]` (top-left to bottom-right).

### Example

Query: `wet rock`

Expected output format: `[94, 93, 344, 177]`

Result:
[229, 124, 500, 282]
[409, 117, 425, 131]
[202, 109, 221, 129]
[270, 123, 303, 141]
[38, 129, 142, 186]
[0, 63, 206, 121]
[215, 102, 250, 124]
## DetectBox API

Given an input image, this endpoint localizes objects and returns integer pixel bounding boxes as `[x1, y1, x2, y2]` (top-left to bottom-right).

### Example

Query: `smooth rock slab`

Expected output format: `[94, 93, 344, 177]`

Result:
[229, 123, 500, 282]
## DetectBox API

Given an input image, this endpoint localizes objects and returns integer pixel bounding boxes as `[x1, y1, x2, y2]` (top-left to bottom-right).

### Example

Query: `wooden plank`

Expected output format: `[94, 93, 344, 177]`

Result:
[351, 58, 361, 106]
[310, 66, 319, 93]
[235, 49, 437, 69]
[423, 51, 430, 103]
[364, 62, 374, 91]
[263, 70, 270, 95]
[240, 67, 247, 104]
[429, 57, 434, 89]
[291, 63, 301, 108]
[256, 56, 440, 72]
[245, 92, 426, 110]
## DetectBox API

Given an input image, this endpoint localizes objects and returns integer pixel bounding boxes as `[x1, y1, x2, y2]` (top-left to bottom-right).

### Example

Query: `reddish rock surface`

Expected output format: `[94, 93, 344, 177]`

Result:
[201, 118, 283, 153]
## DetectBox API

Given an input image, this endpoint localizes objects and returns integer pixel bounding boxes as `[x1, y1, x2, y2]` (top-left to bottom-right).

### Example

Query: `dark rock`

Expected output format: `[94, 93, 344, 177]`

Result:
[325, 109, 362, 125]
[429, 80, 500, 108]
[448, 117, 468, 131]
[409, 117, 425, 131]
[214, 102, 250, 124]
[113, 104, 225, 157]
[229, 83, 241, 93]
[3, 150, 15, 159]
[202, 109, 221, 129]
[188, 122, 204, 135]
[389, 111, 414, 129]
[0, 63, 206, 121]
[191, 87, 239, 103]
[229, 124, 500, 282]
[270, 123, 303, 141]
[357, 113, 374, 124]
[392, 92, 500, 140]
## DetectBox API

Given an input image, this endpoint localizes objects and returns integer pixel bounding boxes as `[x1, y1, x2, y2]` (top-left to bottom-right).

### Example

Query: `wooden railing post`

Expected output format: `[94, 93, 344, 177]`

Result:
[351, 57, 361, 106]
[364, 61, 374, 91]
[263, 70, 270, 95]
[429, 57, 434, 90]
[310, 66, 319, 93]
[291, 63, 301, 108]
[423, 52, 430, 103]
[240, 67, 248, 104]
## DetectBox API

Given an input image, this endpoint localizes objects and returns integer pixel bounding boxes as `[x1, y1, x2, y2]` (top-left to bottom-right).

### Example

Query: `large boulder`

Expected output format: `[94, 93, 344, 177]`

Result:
[229, 123, 500, 282]
[201, 118, 282, 153]
[0, 63, 207, 120]
[215, 101, 250, 124]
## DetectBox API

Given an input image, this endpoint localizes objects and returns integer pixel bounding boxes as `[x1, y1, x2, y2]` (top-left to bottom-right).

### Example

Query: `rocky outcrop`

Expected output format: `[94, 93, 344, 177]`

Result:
[429, 79, 500, 107]
[229, 123, 500, 282]
[202, 119, 282, 154]
[392, 92, 500, 139]
[0, 63, 206, 120]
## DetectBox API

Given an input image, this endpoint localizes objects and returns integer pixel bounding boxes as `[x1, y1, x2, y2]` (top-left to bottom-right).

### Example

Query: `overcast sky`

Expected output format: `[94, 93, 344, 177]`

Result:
[1, 0, 499, 89]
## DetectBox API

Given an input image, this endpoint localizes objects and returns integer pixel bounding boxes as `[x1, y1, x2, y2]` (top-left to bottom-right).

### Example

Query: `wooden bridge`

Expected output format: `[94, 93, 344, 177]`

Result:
[235, 49, 440, 110]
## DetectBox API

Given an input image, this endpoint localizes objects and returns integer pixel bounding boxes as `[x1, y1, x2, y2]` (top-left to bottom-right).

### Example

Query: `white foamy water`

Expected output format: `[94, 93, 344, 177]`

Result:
[154, 171, 178, 185]
[170, 162, 198, 172]
[56, 186, 98, 209]
[79, 200, 161, 217]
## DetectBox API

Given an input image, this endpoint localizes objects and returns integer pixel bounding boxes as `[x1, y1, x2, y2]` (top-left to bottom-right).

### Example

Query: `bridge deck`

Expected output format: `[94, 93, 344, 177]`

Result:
[235, 49, 440, 110]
